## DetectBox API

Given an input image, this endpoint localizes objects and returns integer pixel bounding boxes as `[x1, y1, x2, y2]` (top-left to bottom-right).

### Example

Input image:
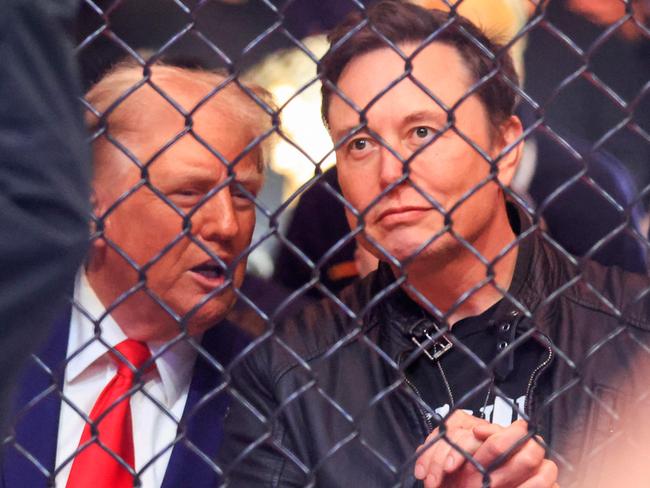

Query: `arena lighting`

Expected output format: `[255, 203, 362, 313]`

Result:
[412, 0, 529, 80]
[245, 35, 335, 202]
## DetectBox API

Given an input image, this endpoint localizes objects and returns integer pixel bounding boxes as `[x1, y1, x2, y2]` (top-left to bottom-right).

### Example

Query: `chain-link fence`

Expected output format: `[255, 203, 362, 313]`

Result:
[3, 0, 650, 487]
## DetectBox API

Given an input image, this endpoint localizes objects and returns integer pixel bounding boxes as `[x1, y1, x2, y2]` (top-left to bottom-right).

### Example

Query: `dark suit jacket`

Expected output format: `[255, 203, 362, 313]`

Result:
[0, 0, 90, 432]
[1, 309, 249, 488]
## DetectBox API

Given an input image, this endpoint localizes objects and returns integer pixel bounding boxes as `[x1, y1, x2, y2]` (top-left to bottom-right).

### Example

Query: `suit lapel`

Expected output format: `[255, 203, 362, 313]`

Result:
[161, 322, 249, 488]
[2, 309, 70, 488]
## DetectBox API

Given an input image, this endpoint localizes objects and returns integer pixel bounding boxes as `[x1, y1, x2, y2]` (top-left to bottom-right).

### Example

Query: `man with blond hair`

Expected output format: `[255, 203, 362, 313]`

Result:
[2, 62, 273, 488]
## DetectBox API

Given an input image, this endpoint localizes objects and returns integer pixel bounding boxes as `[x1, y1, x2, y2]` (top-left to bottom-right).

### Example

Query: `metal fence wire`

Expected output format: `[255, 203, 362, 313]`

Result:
[4, 0, 650, 487]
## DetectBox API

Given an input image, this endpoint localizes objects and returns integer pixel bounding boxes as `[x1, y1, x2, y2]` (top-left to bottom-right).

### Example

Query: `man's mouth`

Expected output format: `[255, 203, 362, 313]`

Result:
[376, 206, 431, 224]
[189, 260, 226, 286]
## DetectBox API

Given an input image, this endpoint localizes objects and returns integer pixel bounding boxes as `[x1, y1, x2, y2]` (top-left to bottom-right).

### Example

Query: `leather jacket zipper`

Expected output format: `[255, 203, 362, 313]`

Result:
[524, 334, 554, 414]
[399, 351, 435, 434]
[401, 326, 553, 432]
[405, 375, 435, 433]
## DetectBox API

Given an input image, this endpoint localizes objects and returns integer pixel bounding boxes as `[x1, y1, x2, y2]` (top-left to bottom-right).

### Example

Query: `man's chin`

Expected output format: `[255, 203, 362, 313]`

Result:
[379, 236, 456, 266]
[183, 294, 236, 333]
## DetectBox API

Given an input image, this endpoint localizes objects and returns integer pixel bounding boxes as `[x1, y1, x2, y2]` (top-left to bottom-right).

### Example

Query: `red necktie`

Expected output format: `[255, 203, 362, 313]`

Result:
[66, 339, 152, 488]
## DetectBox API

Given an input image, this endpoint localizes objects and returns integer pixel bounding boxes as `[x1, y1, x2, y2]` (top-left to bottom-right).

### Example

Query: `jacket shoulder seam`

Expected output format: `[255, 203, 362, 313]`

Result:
[562, 293, 650, 331]
[269, 281, 374, 387]
[271, 337, 345, 388]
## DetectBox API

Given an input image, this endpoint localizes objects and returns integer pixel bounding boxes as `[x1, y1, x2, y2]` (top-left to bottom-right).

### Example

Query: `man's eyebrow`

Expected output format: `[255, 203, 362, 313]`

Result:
[332, 122, 368, 144]
[232, 166, 264, 186]
[156, 166, 213, 185]
[233, 174, 262, 185]
[402, 110, 447, 126]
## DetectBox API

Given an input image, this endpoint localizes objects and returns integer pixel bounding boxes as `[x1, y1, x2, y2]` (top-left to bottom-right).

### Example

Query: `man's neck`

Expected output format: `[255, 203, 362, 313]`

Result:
[396, 218, 519, 327]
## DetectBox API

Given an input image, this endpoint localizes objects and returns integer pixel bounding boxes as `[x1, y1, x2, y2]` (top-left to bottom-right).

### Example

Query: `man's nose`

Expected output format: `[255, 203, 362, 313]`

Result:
[194, 187, 240, 243]
[378, 144, 407, 190]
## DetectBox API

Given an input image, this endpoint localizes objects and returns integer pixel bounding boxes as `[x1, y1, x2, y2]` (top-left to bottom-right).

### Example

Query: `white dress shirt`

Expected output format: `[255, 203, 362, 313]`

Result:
[55, 271, 198, 488]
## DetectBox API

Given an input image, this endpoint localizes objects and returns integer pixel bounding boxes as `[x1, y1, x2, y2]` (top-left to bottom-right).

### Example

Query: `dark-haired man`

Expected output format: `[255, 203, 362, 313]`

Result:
[221, 1, 650, 486]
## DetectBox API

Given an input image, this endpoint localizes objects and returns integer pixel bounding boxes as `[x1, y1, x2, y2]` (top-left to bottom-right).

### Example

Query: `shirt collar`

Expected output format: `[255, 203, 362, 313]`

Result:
[66, 269, 198, 407]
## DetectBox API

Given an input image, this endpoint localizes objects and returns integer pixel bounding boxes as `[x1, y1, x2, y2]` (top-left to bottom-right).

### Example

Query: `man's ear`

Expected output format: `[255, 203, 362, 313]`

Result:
[89, 188, 110, 255]
[495, 115, 524, 188]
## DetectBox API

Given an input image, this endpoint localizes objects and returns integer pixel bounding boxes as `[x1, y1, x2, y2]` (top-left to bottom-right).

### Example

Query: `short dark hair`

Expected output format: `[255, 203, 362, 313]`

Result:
[319, 0, 519, 130]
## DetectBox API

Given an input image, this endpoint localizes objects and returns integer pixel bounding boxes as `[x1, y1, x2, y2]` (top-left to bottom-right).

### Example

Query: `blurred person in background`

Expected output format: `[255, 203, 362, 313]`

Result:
[274, 166, 366, 299]
[523, 0, 650, 212]
[1, 62, 273, 488]
[0, 0, 90, 433]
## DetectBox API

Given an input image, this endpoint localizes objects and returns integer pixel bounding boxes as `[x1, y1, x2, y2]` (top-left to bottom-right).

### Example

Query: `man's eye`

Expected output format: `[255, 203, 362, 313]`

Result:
[349, 138, 369, 152]
[172, 189, 202, 199]
[408, 126, 438, 147]
[413, 126, 438, 140]
[178, 189, 200, 196]
[231, 184, 256, 202]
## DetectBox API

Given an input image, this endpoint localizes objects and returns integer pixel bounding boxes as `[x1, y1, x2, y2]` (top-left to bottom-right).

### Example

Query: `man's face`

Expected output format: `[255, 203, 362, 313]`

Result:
[328, 42, 521, 265]
[89, 89, 262, 342]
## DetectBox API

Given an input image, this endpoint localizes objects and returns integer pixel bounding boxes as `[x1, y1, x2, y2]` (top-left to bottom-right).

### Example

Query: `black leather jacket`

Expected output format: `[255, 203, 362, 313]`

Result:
[220, 228, 650, 487]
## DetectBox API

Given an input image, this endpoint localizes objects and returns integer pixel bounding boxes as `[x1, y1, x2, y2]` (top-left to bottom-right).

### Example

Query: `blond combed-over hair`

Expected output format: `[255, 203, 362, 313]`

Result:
[85, 61, 276, 174]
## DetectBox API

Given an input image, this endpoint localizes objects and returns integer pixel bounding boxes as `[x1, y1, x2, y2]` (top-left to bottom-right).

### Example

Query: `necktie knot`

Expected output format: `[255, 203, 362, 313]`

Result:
[111, 339, 151, 379]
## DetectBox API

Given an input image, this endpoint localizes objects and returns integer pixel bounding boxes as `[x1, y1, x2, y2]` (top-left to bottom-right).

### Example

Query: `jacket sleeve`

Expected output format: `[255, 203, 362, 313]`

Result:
[0, 0, 90, 430]
[220, 346, 308, 487]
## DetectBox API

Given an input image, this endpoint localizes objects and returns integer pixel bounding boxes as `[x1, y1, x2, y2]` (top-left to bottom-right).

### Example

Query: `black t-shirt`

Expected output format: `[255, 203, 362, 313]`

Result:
[405, 303, 544, 427]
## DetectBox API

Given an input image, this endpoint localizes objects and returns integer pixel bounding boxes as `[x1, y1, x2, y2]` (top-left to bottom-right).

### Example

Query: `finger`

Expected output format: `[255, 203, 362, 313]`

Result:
[435, 414, 494, 478]
[415, 412, 493, 484]
[466, 421, 547, 487]
[424, 472, 439, 488]
[473, 419, 530, 466]
[416, 425, 482, 487]
[473, 422, 503, 441]
[415, 415, 465, 481]
[443, 428, 485, 474]
[515, 460, 559, 488]
[478, 438, 546, 488]
[415, 428, 444, 482]
[490, 442, 546, 487]
[415, 430, 454, 486]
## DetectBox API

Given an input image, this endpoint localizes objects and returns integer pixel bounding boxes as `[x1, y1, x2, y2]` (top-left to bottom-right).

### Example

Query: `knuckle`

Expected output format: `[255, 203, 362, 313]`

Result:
[424, 473, 438, 488]
[516, 449, 542, 470]
[509, 420, 530, 439]
[513, 419, 529, 430]
[527, 440, 546, 461]
[510, 420, 531, 440]
[416, 446, 433, 464]
[522, 460, 558, 488]
[487, 436, 511, 457]
[446, 409, 472, 428]
[446, 426, 469, 444]
[541, 459, 559, 481]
